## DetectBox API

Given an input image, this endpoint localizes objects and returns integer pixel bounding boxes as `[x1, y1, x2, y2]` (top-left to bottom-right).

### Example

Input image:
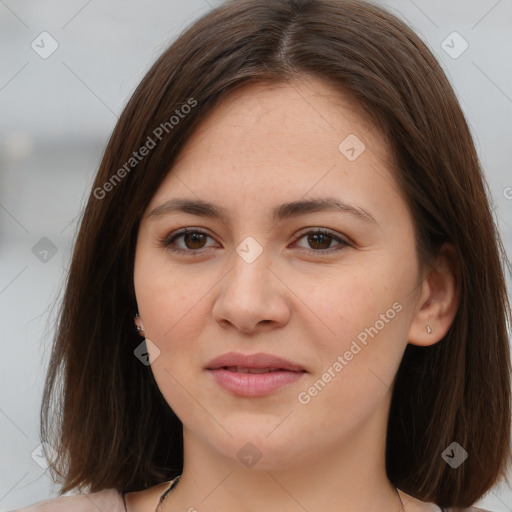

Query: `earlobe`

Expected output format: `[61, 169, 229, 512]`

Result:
[408, 243, 460, 347]
[134, 312, 145, 337]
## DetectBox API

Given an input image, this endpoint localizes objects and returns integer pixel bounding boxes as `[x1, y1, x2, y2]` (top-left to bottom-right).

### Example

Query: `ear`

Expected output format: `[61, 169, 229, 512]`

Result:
[408, 242, 460, 347]
[134, 312, 145, 337]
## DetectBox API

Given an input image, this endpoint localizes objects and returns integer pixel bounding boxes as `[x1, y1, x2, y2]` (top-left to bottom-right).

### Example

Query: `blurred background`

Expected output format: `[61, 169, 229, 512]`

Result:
[1, 0, 511, 510]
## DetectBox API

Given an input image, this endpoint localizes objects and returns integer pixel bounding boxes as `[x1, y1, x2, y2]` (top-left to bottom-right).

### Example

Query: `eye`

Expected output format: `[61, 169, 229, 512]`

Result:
[158, 227, 350, 256]
[159, 228, 216, 255]
[292, 228, 350, 255]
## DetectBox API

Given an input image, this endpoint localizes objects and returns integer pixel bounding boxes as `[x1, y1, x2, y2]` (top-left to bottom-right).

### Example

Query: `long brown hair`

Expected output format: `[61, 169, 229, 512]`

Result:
[41, 0, 511, 506]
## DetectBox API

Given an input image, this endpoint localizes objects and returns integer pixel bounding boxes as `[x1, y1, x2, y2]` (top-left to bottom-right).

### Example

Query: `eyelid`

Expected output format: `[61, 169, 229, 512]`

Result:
[294, 226, 350, 242]
[291, 227, 351, 254]
[158, 227, 216, 251]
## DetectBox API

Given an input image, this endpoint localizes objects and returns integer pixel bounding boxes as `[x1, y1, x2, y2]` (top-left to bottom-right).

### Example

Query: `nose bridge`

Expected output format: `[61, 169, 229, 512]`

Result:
[229, 234, 272, 291]
[213, 234, 290, 331]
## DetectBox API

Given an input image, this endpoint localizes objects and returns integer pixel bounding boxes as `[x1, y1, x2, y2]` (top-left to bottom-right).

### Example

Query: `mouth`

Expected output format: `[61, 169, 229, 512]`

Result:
[206, 351, 306, 372]
[206, 352, 307, 397]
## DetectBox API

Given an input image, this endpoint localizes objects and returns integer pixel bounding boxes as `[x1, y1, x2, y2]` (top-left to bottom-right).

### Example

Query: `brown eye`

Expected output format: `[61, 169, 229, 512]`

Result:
[182, 232, 207, 250]
[160, 227, 349, 257]
[294, 228, 350, 255]
[160, 228, 217, 255]
[306, 232, 333, 250]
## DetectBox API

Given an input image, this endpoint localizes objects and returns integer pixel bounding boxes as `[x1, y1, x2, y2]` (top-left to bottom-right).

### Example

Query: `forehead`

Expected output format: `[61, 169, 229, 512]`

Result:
[174, 76, 389, 168]
[147, 77, 403, 226]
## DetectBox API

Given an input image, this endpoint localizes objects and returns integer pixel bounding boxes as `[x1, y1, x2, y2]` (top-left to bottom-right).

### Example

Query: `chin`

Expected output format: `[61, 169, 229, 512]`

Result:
[206, 425, 311, 471]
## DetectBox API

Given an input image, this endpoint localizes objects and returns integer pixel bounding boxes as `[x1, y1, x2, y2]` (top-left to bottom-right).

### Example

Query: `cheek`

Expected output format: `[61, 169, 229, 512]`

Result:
[292, 283, 409, 441]
[136, 278, 209, 348]
[134, 250, 209, 419]
[134, 241, 207, 337]
[311, 265, 404, 350]
[308, 258, 415, 398]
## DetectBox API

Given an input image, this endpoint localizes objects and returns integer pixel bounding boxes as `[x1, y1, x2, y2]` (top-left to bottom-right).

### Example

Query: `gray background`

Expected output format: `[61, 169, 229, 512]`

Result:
[1, 0, 511, 510]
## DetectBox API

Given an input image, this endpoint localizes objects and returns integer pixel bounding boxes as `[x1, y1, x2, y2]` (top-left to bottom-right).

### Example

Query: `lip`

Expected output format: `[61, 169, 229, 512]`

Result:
[206, 352, 307, 397]
[206, 351, 306, 372]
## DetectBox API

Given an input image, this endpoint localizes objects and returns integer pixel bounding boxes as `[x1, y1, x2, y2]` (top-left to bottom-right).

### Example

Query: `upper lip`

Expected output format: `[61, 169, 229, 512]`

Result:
[206, 352, 307, 372]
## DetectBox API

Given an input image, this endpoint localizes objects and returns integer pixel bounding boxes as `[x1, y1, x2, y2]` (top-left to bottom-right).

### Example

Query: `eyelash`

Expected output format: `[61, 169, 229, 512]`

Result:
[158, 227, 350, 256]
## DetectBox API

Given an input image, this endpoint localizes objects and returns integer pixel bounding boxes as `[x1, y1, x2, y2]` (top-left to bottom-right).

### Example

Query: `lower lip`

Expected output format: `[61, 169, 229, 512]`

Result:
[207, 368, 306, 397]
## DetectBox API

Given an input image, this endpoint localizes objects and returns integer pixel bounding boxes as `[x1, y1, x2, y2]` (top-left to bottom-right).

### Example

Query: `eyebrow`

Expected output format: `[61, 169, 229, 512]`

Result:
[147, 197, 377, 225]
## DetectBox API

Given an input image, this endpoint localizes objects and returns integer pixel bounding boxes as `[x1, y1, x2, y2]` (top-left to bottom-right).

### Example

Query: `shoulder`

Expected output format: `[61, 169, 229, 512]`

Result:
[12, 488, 125, 512]
[445, 508, 493, 512]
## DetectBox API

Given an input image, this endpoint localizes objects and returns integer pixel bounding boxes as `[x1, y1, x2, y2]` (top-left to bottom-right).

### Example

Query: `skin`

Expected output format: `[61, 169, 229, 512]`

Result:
[129, 76, 458, 512]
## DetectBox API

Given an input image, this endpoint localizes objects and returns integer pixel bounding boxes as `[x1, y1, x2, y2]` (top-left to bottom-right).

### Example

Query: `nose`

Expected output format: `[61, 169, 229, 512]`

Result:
[212, 247, 292, 334]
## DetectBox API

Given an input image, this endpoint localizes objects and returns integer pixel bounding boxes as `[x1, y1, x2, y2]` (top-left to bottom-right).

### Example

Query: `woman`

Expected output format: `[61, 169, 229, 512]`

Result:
[16, 0, 511, 510]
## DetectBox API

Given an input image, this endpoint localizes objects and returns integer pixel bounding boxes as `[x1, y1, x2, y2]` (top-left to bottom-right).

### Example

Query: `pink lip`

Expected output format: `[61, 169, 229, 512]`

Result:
[206, 352, 307, 397]
[206, 351, 306, 371]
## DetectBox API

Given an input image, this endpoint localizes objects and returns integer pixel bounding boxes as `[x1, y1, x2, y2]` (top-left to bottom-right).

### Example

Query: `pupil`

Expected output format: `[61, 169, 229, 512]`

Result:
[186, 233, 205, 249]
[309, 233, 330, 249]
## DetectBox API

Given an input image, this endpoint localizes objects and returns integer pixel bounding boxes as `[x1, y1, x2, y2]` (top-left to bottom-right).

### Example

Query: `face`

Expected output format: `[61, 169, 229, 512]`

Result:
[134, 77, 425, 470]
